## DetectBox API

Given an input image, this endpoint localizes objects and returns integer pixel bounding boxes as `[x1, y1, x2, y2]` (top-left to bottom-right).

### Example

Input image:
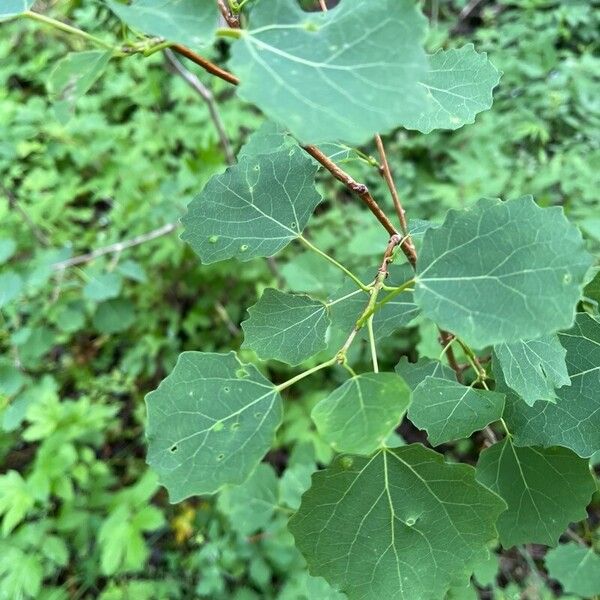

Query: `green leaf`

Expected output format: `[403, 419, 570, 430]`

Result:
[93, 299, 136, 334]
[48, 51, 112, 123]
[145, 352, 282, 501]
[476, 439, 595, 547]
[238, 121, 296, 160]
[106, 0, 218, 48]
[0, 471, 35, 535]
[0, 238, 16, 264]
[0, 0, 34, 20]
[493, 335, 570, 406]
[471, 550, 499, 588]
[583, 268, 600, 311]
[311, 373, 411, 455]
[503, 313, 600, 457]
[181, 146, 321, 263]
[241, 289, 330, 366]
[330, 265, 418, 340]
[83, 272, 122, 301]
[217, 463, 278, 536]
[545, 543, 600, 597]
[415, 196, 592, 348]
[404, 45, 501, 134]
[394, 357, 455, 391]
[289, 445, 506, 600]
[408, 377, 505, 446]
[229, 0, 428, 145]
[0, 271, 23, 308]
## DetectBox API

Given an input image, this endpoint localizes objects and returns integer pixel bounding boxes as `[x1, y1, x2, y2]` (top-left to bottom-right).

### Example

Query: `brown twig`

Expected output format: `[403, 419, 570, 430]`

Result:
[164, 49, 235, 165]
[171, 44, 240, 86]
[52, 223, 179, 270]
[217, 0, 241, 28]
[439, 330, 463, 383]
[302, 144, 399, 238]
[374, 134, 417, 267]
[170, 19, 466, 381]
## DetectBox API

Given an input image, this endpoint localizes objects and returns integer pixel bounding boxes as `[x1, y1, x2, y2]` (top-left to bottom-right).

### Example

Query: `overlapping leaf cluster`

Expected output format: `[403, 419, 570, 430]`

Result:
[67, 1, 596, 599]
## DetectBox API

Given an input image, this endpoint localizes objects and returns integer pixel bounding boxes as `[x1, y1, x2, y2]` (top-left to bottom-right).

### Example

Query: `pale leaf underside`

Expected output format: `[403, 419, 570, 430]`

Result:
[230, 0, 428, 145]
[404, 44, 501, 134]
[493, 335, 570, 406]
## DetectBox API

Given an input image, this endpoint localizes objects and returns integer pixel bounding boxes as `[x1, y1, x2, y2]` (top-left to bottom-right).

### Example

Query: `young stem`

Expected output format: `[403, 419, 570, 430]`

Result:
[438, 330, 463, 383]
[298, 235, 370, 291]
[356, 270, 387, 329]
[367, 317, 379, 373]
[371, 278, 415, 314]
[23, 11, 116, 51]
[456, 338, 487, 381]
[275, 357, 337, 392]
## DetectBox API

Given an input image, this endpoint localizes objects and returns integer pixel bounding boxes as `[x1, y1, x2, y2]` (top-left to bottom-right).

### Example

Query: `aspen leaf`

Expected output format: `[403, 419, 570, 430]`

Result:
[0, 0, 35, 20]
[229, 0, 428, 145]
[476, 439, 595, 547]
[241, 289, 330, 366]
[409, 377, 505, 446]
[394, 357, 455, 391]
[502, 313, 600, 457]
[311, 373, 411, 455]
[182, 146, 321, 263]
[493, 335, 570, 406]
[289, 445, 506, 600]
[415, 196, 592, 348]
[145, 352, 282, 501]
[545, 543, 600, 597]
[107, 0, 218, 48]
[404, 45, 501, 134]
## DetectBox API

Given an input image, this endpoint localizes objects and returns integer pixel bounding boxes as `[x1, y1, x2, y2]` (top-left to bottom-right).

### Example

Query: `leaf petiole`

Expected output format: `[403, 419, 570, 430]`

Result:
[23, 11, 116, 51]
[298, 235, 370, 291]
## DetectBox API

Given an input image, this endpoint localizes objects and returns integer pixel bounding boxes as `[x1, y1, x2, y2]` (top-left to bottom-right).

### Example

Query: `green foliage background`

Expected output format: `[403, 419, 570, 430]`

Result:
[0, 0, 598, 598]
